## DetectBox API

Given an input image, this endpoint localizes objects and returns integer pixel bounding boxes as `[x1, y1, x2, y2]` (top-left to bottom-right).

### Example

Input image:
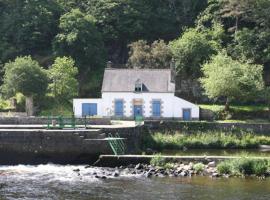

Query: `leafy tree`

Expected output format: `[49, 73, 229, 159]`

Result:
[53, 9, 106, 97]
[1, 56, 48, 115]
[87, 0, 208, 62]
[200, 52, 264, 110]
[169, 27, 221, 77]
[0, 0, 62, 62]
[127, 40, 172, 68]
[48, 57, 78, 101]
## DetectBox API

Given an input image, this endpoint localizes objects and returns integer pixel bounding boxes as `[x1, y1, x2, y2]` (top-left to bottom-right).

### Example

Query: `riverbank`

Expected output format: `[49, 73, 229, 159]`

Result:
[142, 130, 270, 151]
[93, 156, 270, 179]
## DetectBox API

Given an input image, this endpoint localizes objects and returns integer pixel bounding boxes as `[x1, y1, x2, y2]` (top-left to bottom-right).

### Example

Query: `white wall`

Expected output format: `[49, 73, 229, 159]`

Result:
[101, 92, 199, 119]
[73, 93, 200, 119]
[73, 98, 103, 117]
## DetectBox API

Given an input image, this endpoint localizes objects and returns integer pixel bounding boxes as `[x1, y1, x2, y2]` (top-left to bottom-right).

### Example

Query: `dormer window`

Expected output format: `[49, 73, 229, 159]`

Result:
[135, 79, 143, 92]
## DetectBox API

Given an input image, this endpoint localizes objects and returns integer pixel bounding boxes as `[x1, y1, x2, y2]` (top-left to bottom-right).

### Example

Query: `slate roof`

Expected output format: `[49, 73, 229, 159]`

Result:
[101, 68, 175, 92]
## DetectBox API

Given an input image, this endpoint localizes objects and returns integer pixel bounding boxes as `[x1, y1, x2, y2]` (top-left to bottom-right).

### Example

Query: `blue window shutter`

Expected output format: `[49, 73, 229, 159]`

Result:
[82, 103, 97, 116]
[115, 100, 123, 116]
[152, 101, 161, 117]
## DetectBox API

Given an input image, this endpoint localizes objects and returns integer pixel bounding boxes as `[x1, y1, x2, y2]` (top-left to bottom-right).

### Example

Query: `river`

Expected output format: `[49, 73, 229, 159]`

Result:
[0, 164, 269, 200]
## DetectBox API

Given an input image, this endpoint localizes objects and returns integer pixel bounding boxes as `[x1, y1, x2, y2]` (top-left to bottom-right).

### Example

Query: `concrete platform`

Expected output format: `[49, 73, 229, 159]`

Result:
[95, 155, 270, 167]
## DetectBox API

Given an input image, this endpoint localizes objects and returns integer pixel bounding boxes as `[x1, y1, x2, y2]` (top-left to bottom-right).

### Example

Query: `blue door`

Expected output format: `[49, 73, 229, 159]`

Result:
[115, 100, 124, 116]
[183, 109, 191, 121]
[152, 100, 161, 117]
[134, 105, 143, 118]
[82, 103, 97, 116]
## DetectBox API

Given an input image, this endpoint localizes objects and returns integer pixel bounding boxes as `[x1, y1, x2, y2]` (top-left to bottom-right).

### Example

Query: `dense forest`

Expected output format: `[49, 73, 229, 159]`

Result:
[0, 0, 270, 114]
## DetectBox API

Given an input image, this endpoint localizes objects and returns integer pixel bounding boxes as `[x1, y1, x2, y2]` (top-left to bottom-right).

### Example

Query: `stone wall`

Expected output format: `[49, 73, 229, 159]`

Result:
[0, 117, 111, 125]
[144, 120, 270, 134]
[0, 129, 111, 164]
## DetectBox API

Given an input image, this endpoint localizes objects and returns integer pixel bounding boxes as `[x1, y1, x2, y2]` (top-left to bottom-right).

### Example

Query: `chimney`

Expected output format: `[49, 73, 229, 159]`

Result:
[170, 59, 176, 83]
[107, 61, 112, 68]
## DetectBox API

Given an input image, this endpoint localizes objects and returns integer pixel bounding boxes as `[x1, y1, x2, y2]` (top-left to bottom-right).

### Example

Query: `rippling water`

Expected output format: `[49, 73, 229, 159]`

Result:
[0, 164, 269, 200]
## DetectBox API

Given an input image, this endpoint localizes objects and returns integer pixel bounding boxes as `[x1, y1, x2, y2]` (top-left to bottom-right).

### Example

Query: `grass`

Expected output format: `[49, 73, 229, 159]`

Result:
[142, 131, 270, 150]
[217, 158, 270, 176]
[199, 104, 269, 121]
[200, 104, 268, 112]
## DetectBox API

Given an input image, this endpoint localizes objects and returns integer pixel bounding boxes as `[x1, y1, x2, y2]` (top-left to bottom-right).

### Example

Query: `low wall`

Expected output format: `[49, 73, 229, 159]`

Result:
[145, 121, 270, 134]
[0, 117, 111, 125]
[0, 129, 111, 164]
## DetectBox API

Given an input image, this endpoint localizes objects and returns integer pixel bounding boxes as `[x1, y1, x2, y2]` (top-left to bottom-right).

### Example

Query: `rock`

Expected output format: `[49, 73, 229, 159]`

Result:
[211, 173, 220, 178]
[113, 171, 119, 177]
[135, 163, 143, 170]
[95, 175, 100, 179]
[73, 168, 80, 172]
[180, 171, 187, 177]
[207, 161, 216, 168]
[92, 172, 97, 175]
[145, 172, 152, 178]
[101, 176, 107, 179]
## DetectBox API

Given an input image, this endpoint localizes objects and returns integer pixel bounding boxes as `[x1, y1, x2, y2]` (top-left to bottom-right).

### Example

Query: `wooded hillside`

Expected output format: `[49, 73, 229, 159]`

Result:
[0, 0, 269, 106]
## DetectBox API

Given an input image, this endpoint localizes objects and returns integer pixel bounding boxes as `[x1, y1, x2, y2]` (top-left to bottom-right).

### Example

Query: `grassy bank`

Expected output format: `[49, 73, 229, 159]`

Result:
[142, 131, 270, 150]
[200, 104, 269, 121]
[217, 158, 270, 176]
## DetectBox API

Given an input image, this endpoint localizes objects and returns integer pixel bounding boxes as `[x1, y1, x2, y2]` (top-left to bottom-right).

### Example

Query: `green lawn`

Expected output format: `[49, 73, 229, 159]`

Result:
[200, 104, 268, 112]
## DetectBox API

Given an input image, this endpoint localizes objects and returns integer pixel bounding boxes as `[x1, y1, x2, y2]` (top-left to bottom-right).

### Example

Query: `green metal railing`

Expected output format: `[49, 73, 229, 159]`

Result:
[107, 133, 125, 155]
[46, 115, 87, 129]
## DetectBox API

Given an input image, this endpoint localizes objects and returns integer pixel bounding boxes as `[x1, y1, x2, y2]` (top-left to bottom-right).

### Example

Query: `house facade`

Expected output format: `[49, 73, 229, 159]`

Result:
[73, 67, 199, 120]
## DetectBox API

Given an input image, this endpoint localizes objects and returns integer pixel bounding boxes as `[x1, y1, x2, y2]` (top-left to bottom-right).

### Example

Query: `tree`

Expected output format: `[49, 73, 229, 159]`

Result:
[48, 57, 78, 101]
[169, 27, 220, 77]
[53, 9, 106, 97]
[0, 0, 62, 62]
[87, 0, 208, 63]
[200, 52, 264, 110]
[127, 40, 172, 68]
[1, 56, 48, 115]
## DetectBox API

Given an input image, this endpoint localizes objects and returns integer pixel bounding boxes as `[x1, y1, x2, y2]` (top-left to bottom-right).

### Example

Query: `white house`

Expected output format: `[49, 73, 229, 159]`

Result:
[73, 66, 199, 120]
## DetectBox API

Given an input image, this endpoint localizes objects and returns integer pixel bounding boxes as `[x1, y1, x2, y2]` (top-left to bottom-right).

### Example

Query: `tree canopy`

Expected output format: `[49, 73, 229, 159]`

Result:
[48, 57, 78, 101]
[200, 52, 264, 109]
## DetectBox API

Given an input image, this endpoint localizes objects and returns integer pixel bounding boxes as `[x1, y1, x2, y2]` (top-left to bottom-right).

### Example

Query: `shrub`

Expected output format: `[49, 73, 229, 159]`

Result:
[252, 160, 268, 176]
[217, 158, 269, 176]
[150, 154, 166, 167]
[193, 163, 205, 173]
[217, 162, 231, 174]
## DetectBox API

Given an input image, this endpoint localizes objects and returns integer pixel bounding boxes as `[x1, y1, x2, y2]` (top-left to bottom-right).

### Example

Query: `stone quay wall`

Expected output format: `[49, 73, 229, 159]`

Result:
[144, 120, 270, 134]
[0, 117, 111, 125]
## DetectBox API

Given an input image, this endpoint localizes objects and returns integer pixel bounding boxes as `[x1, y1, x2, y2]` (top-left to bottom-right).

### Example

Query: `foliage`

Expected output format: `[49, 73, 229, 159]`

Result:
[53, 9, 106, 96]
[0, 0, 62, 62]
[48, 57, 78, 101]
[143, 131, 270, 151]
[150, 154, 166, 167]
[127, 40, 172, 68]
[200, 51, 264, 109]
[1, 56, 48, 98]
[217, 161, 231, 174]
[38, 95, 73, 116]
[217, 158, 269, 176]
[169, 27, 220, 76]
[193, 163, 205, 173]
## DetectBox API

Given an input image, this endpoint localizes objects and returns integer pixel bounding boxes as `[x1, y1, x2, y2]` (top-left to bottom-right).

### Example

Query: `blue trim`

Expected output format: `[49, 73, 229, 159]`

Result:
[152, 100, 161, 117]
[82, 103, 97, 116]
[115, 100, 124, 116]
[183, 109, 191, 121]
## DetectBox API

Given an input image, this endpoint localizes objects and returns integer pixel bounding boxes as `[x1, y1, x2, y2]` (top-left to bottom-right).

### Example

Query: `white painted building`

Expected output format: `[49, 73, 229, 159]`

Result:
[73, 67, 199, 120]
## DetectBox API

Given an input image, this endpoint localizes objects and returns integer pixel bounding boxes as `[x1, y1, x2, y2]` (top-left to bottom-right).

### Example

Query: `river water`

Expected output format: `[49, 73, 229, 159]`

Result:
[0, 164, 269, 200]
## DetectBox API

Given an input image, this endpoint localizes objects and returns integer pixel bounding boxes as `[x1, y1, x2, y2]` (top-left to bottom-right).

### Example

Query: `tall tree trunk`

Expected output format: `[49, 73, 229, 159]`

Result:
[225, 97, 230, 111]
[25, 95, 34, 116]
